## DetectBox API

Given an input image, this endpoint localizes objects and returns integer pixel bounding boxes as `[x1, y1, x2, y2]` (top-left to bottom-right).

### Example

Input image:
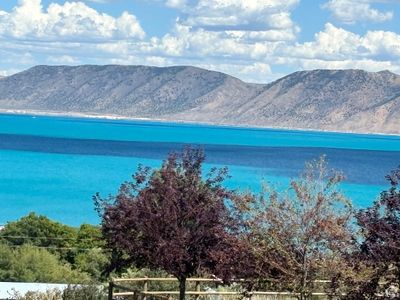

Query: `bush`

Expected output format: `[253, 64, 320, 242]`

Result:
[0, 243, 90, 283]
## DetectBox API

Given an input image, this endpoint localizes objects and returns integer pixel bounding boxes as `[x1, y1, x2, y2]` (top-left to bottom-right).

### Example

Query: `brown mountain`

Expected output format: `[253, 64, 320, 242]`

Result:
[0, 65, 399, 134]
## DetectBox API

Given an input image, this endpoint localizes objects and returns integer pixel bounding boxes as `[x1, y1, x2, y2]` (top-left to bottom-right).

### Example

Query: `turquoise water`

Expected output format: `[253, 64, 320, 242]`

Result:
[0, 113, 399, 225]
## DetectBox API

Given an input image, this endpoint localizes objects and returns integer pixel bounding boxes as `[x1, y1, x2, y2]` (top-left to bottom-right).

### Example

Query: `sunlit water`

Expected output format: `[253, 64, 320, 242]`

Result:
[0, 113, 399, 225]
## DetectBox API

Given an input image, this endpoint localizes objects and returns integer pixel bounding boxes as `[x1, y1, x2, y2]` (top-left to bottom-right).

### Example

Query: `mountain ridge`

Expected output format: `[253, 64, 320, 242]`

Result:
[0, 65, 399, 134]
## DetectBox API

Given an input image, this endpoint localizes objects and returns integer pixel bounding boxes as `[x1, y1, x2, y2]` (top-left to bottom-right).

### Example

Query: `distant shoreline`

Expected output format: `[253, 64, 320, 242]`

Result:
[1, 108, 399, 138]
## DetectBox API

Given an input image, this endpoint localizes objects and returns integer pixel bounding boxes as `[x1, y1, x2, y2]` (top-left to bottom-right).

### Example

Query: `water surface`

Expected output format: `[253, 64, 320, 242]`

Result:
[0, 114, 399, 225]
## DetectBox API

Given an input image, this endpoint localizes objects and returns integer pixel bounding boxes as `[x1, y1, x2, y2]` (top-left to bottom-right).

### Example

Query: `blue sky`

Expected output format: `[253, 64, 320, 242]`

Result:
[0, 0, 400, 82]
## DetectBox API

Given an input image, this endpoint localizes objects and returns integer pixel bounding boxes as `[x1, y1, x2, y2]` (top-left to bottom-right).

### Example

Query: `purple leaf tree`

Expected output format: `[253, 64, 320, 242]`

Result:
[95, 147, 245, 300]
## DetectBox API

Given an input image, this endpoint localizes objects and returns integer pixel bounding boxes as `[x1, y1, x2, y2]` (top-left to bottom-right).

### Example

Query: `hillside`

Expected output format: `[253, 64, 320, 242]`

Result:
[0, 65, 399, 134]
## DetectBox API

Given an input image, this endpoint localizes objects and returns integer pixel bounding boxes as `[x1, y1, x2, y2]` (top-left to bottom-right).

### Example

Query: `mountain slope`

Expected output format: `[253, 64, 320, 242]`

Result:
[0, 65, 399, 134]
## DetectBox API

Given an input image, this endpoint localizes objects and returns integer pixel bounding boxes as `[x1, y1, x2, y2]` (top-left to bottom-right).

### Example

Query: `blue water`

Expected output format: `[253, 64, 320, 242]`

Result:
[0, 113, 399, 225]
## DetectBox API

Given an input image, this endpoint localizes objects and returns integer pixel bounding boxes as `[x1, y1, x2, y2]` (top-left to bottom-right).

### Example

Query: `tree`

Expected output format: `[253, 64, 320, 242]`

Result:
[0, 213, 78, 262]
[95, 147, 243, 300]
[75, 224, 104, 250]
[0, 214, 105, 266]
[0, 243, 90, 283]
[243, 156, 354, 299]
[75, 248, 109, 281]
[343, 168, 400, 299]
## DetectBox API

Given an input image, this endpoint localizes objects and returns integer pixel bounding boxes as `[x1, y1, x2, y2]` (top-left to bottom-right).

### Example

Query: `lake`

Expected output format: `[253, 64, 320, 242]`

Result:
[0, 113, 399, 226]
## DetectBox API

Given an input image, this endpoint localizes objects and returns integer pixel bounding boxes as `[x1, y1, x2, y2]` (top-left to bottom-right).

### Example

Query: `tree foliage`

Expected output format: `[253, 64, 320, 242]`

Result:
[342, 168, 400, 299]
[241, 156, 354, 299]
[0, 213, 108, 282]
[74, 248, 109, 280]
[96, 147, 244, 300]
[0, 243, 90, 283]
[0, 212, 76, 246]
[0, 212, 77, 262]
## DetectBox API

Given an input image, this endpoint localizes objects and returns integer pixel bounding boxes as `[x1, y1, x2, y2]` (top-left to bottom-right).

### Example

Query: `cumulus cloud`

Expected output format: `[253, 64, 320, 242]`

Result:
[282, 23, 400, 73]
[323, 0, 394, 24]
[180, 61, 274, 83]
[0, 0, 145, 41]
[287, 23, 400, 60]
[177, 0, 299, 27]
[146, 22, 285, 62]
[133, 0, 301, 77]
[0, 0, 303, 82]
[1, 0, 400, 83]
[163, 0, 300, 43]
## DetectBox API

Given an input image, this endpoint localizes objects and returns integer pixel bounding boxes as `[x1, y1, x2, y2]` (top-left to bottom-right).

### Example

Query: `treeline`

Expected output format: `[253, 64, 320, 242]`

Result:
[1, 148, 399, 300]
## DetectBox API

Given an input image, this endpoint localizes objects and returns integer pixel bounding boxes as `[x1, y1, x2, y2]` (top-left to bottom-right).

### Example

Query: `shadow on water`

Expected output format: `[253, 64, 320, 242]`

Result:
[1, 133, 398, 186]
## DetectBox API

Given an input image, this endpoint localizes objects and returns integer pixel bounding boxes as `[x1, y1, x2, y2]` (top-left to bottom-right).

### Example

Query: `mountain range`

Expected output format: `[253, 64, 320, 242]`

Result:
[0, 65, 399, 134]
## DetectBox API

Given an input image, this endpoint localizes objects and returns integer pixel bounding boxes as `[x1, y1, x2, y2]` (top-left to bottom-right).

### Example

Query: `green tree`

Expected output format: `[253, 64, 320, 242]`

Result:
[0, 243, 13, 280]
[0, 213, 78, 262]
[0, 243, 90, 283]
[75, 224, 104, 250]
[74, 248, 109, 281]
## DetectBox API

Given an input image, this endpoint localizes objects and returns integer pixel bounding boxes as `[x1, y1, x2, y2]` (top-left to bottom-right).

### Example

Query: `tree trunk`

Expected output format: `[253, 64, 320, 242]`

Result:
[179, 277, 187, 300]
[300, 250, 309, 300]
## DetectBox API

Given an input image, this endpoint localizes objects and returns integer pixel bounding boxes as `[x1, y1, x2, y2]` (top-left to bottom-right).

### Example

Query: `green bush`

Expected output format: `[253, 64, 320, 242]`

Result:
[0, 243, 90, 283]
[74, 248, 109, 280]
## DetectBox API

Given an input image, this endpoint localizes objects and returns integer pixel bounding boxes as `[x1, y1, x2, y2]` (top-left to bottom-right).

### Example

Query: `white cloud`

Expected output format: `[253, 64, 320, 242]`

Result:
[287, 23, 400, 60]
[185, 62, 274, 83]
[165, 0, 187, 8]
[0, 49, 36, 65]
[162, 0, 301, 44]
[47, 55, 79, 64]
[1, 0, 400, 84]
[180, 0, 299, 28]
[0, 0, 145, 41]
[281, 23, 400, 74]
[363, 30, 400, 58]
[284, 57, 399, 72]
[0, 68, 21, 76]
[0, 0, 302, 83]
[148, 22, 285, 61]
[48, 20, 400, 82]
[323, 0, 394, 24]
[138, 0, 301, 68]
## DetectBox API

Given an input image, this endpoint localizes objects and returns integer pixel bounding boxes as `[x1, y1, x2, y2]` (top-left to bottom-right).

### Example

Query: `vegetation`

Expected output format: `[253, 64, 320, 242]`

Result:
[10, 284, 107, 300]
[95, 147, 246, 300]
[0, 148, 399, 300]
[239, 156, 354, 299]
[0, 243, 89, 283]
[0, 213, 105, 264]
[334, 168, 400, 299]
[0, 213, 108, 283]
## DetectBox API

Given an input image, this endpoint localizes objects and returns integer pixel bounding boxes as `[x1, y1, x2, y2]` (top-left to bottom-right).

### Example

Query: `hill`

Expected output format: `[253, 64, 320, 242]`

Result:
[0, 65, 399, 134]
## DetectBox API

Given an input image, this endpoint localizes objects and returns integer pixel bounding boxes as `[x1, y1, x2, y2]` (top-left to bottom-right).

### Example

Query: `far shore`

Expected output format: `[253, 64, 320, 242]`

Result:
[1, 108, 399, 137]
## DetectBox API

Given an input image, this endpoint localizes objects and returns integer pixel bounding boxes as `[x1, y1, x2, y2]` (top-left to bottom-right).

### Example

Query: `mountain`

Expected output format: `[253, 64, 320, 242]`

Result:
[0, 65, 399, 134]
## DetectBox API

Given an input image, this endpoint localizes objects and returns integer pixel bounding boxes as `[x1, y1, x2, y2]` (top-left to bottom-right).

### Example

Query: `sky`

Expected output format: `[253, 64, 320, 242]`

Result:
[0, 0, 400, 83]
